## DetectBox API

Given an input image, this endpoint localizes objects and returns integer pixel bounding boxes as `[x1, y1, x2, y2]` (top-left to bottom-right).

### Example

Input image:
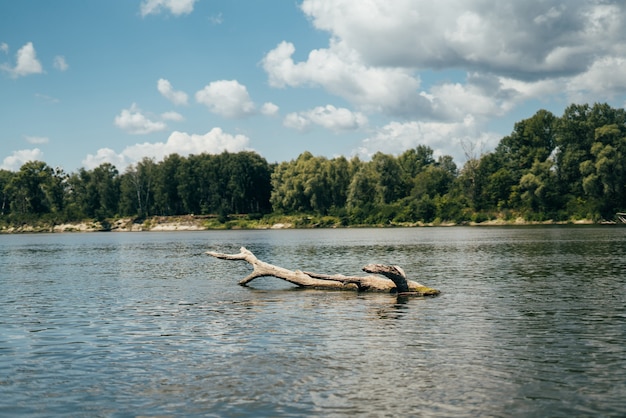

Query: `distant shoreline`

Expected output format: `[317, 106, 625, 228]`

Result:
[0, 214, 606, 234]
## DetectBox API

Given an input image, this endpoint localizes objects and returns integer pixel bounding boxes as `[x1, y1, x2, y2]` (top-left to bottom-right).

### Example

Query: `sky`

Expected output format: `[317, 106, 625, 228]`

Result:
[2, 0, 626, 173]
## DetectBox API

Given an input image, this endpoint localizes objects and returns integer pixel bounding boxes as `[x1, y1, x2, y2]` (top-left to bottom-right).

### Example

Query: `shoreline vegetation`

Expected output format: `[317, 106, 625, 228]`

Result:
[2, 103, 626, 232]
[0, 214, 602, 234]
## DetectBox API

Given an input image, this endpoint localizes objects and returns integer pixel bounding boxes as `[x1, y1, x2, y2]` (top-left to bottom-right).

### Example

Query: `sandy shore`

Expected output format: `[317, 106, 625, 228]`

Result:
[0, 216, 210, 233]
[0, 215, 599, 234]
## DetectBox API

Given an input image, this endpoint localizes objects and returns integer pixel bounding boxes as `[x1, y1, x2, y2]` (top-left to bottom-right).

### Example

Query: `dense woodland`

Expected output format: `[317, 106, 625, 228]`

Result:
[1, 103, 626, 228]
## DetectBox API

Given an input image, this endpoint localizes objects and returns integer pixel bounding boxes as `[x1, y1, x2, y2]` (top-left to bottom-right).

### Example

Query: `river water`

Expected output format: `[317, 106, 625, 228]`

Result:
[0, 227, 625, 417]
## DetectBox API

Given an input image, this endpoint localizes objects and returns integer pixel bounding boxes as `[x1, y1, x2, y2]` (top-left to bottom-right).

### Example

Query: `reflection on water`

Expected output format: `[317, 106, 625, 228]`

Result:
[0, 227, 625, 417]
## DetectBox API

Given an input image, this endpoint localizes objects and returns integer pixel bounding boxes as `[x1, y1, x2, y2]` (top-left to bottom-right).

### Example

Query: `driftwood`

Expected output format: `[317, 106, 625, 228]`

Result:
[206, 247, 439, 296]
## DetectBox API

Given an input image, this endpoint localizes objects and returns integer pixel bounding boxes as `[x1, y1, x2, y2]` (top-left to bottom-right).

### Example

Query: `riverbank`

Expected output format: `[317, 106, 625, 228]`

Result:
[0, 214, 602, 234]
[0, 216, 224, 234]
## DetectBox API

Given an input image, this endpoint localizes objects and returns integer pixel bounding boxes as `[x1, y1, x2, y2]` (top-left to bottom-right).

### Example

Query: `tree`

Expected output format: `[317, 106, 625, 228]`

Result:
[497, 109, 556, 174]
[92, 163, 120, 218]
[0, 169, 14, 216]
[412, 156, 456, 200]
[153, 154, 184, 216]
[223, 151, 272, 214]
[580, 124, 626, 218]
[553, 103, 626, 218]
[512, 159, 558, 219]
[175, 155, 203, 215]
[398, 145, 436, 196]
[554, 104, 595, 200]
[271, 152, 330, 213]
[457, 140, 484, 211]
[372, 152, 404, 203]
[346, 163, 381, 211]
[120, 158, 155, 217]
[324, 156, 351, 211]
[6, 161, 58, 217]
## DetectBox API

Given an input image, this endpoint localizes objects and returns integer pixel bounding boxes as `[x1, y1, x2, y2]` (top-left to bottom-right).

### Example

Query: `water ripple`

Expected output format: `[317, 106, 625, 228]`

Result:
[1, 228, 625, 416]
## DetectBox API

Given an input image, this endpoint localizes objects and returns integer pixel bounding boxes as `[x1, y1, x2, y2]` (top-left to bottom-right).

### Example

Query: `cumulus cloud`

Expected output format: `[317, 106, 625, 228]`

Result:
[566, 56, 626, 99]
[262, 40, 429, 117]
[260, 102, 279, 116]
[1, 42, 43, 78]
[82, 128, 250, 170]
[53, 55, 68, 71]
[355, 116, 499, 163]
[428, 76, 518, 121]
[284, 105, 367, 132]
[261, 0, 626, 128]
[161, 111, 184, 121]
[157, 78, 188, 106]
[114, 103, 167, 135]
[299, 0, 626, 79]
[81, 148, 127, 171]
[283, 113, 311, 131]
[1, 148, 44, 171]
[24, 136, 50, 145]
[195, 80, 256, 118]
[263, 40, 522, 121]
[140, 0, 197, 17]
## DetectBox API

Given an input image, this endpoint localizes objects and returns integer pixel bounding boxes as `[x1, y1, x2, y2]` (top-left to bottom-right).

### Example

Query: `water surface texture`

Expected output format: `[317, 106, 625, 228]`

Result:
[1, 227, 625, 417]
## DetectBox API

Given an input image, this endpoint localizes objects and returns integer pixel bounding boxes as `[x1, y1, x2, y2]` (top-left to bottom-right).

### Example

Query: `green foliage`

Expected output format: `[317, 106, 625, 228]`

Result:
[2, 103, 626, 229]
[271, 152, 350, 214]
[0, 169, 14, 216]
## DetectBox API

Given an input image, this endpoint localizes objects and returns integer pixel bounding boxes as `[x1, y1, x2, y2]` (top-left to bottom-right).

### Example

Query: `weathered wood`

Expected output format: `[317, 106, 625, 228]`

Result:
[206, 247, 439, 296]
[362, 264, 410, 293]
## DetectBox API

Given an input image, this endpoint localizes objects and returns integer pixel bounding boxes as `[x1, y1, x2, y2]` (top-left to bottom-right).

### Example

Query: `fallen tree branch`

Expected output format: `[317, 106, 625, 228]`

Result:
[206, 247, 439, 295]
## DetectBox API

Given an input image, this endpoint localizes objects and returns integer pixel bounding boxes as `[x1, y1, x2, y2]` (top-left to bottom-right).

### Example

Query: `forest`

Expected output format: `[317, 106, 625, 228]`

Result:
[1, 102, 625, 229]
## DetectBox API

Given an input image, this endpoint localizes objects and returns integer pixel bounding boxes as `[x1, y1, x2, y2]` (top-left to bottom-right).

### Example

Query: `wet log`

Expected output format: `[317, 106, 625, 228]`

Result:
[206, 247, 439, 296]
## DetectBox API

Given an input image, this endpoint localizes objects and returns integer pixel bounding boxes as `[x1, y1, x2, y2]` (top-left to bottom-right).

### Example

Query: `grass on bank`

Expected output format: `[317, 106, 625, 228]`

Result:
[1, 210, 603, 234]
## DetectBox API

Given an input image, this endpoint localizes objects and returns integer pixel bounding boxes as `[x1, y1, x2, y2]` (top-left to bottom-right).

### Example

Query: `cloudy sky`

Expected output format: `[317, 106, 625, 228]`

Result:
[2, 0, 626, 171]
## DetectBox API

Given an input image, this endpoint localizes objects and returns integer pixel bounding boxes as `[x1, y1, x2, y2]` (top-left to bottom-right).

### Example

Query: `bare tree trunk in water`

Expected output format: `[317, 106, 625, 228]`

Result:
[206, 247, 439, 296]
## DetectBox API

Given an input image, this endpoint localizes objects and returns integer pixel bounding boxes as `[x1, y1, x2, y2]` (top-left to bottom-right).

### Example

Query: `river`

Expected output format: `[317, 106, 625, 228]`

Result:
[1, 227, 625, 417]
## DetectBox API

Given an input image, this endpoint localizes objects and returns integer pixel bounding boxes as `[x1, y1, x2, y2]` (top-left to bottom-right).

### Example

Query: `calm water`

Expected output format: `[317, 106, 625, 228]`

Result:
[1, 227, 625, 417]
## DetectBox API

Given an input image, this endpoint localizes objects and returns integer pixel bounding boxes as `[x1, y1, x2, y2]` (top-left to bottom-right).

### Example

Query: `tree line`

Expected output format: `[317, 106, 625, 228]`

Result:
[1, 102, 625, 227]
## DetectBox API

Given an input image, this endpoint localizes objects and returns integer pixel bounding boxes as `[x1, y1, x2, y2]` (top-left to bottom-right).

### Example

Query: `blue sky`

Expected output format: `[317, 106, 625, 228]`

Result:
[2, 1, 626, 172]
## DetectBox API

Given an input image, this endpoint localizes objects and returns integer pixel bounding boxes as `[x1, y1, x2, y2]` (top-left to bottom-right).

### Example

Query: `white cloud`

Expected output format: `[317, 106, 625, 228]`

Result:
[263, 40, 524, 121]
[299, 0, 626, 78]
[140, 0, 197, 17]
[262, 40, 428, 117]
[122, 129, 249, 162]
[498, 77, 562, 103]
[283, 113, 312, 131]
[356, 116, 499, 163]
[1, 42, 43, 78]
[284, 105, 367, 132]
[161, 111, 184, 121]
[0, 43, 8, 54]
[157, 78, 188, 106]
[195, 80, 256, 118]
[1, 148, 44, 171]
[53, 55, 68, 71]
[261, 0, 626, 130]
[24, 135, 49, 145]
[566, 56, 626, 99]
[114, 103, 167, 135]
[260, 102, 279, 116]
[81, 148, 127, 171]
[429, 78, 516, 121]
[82, 128, 250, 170]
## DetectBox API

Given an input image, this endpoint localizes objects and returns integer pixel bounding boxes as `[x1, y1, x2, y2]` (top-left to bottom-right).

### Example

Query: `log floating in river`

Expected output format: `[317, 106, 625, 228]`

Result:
[206, 247, 440, 296]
